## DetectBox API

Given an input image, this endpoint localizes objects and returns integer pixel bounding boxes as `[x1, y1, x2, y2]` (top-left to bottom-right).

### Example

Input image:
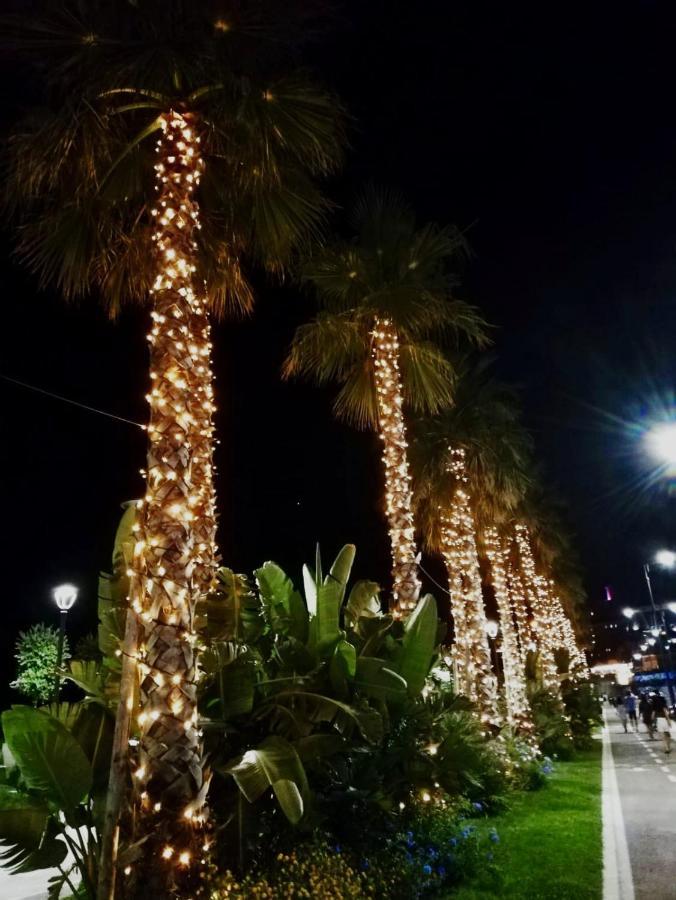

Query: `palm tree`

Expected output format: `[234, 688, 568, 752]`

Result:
[284, 190, 488, 617]
[6, 2, 344, 893]
[412, 358, 533, 727]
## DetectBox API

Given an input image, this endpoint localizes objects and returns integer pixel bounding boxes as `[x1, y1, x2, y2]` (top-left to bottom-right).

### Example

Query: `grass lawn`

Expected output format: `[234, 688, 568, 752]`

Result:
[446, 741, 602, 900]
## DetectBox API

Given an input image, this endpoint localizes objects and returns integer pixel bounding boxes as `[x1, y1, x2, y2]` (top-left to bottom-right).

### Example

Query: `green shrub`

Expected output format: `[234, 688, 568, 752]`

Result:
[561, 682, 602, 749]
[529, 689, 574, 760]
[10, 624, 70, 706]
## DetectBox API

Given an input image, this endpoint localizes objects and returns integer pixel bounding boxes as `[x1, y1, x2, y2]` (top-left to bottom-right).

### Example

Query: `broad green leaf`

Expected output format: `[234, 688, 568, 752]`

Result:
[268, 691, 383, 744]
[222, 736, 309, 824]
[302, 563, 317, 616]
[293, 734, 346, 763]
[327, 544, 356, 604]
[66, 660, 103, 698]
[393, 594, 439, 697]
[314, 545, 355, 657]
[255, 562, 308, 642]
[201, 645, 256, 719]
[196, 567, 263, 643]
[2, 707, 93, 811]
[345, 580, 381, 626]
[354, 657, 407, 701]
[328, 639, 356, 698]
[0, 785, 65, 873]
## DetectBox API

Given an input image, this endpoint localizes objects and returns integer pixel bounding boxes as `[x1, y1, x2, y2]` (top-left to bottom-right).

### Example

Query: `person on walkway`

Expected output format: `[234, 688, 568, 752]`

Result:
[652, 691, 672, 754]
[639, 692, 655, 739]
[624, 691, 639, 733]
[617, 698, 629, 732]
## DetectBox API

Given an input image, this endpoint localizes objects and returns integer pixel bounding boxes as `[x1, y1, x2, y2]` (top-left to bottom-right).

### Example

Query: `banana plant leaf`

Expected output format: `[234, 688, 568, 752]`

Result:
[255, 562, 308, 642]
[221, 735, 310, 824]
[201, 644, 256, 719]
[344, 580, 381, 627]
[354, 656, 407, 701]
[392, 594, 439, 697]
[329, 639, 357, 698]
[196, 567, 263, 643]
[293, 734, 347, 763]
[0, 785, 66, 873]
[2, 707, 93, 813]
[266, 690, 383, 744]
[312, 545, 355, 657]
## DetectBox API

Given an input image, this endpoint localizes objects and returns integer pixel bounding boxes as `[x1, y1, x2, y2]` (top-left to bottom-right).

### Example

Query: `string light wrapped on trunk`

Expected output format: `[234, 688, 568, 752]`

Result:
[372, 317, 421, 617]
[483, 527, 534, 735]
[514, 524, 559, 694]
[130, 109, 216, 889]
[440, 448, 500, 727]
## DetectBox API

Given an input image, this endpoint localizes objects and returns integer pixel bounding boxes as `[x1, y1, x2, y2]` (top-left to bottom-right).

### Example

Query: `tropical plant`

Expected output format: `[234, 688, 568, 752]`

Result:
[6, 2, 345, 889]
[284, 190, 488, 618]
[0, 703, 113, 899]
[10, 624, 70, 706]
[196, 544, 441, 870]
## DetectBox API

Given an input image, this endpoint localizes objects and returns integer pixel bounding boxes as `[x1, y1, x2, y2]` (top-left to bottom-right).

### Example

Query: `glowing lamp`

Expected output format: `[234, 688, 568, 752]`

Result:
[655, 549, 676, 569]
[53, 583, 78, 611]
[621, 607, 635, 619]
[646, 422, 676, 468]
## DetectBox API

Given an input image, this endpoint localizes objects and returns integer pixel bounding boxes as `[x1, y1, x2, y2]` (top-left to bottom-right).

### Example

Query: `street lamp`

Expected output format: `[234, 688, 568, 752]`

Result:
[52, 583, 77, 701]
[645, 422, 676, 470]
[622, 607, 635, 619]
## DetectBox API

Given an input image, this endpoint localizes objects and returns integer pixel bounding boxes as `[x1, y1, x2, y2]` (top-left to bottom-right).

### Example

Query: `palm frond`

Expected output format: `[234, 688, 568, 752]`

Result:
[399, 342, 455, 415]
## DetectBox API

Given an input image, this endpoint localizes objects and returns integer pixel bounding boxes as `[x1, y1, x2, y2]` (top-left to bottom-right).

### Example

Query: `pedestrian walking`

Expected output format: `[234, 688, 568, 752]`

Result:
[652, 692, 672, 754]
[624, 691, 639, 733]
[617, 700, 628, 732]
[639, 692, 655, 739]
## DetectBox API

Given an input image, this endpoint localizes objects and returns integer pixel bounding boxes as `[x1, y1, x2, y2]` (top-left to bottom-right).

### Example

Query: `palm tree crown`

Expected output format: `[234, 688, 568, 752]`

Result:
[6, 0, 345, 316]
[284, 189, 487, 427]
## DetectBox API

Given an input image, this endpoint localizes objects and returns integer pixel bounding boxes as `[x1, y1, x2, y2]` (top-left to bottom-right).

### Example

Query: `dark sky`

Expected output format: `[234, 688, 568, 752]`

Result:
[3, 0, 676, 696]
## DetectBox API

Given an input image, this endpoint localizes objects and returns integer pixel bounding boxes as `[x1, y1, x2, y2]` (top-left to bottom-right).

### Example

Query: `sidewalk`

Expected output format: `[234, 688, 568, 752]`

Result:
[603, 706, 676, 899]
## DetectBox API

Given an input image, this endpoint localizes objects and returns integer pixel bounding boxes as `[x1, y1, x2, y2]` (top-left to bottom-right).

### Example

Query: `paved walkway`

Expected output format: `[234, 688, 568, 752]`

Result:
[603, 706, 676, 899]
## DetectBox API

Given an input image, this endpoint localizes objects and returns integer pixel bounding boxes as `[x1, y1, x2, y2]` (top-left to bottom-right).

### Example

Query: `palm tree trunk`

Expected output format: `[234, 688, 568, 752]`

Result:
[129, 109, 216, 895]
[514, 524, 559, 694]
[506, 556, 532, 668]
[441, 448, 500, 726]
[484, 527, 533, 735]
[372, 317, 421, 617]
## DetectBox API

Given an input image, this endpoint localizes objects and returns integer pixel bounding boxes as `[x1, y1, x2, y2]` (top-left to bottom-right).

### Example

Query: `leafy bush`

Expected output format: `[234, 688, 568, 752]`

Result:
[561, 682, 602, 749]
[10, 624, 70, 705]
[529, 689, 574, 760]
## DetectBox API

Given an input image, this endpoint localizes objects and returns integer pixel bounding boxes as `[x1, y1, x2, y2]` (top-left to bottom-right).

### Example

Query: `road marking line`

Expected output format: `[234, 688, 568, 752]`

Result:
[602, 715, 635, 900]
[668, 775, 676, 784]
[661, 766, 671, 773]
[631, 766, 645, 772]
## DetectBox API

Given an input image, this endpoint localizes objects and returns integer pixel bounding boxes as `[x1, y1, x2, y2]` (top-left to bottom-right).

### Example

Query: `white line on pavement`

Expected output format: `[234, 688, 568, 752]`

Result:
[661, 766, 671, 773]
[602, 717, 635, 900]
[668, 775, 676, 784]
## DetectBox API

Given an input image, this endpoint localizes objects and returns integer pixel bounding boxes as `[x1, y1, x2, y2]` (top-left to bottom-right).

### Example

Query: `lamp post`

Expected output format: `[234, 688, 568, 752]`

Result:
[52, 583, 77, 701]
[643, 555, 676, 703]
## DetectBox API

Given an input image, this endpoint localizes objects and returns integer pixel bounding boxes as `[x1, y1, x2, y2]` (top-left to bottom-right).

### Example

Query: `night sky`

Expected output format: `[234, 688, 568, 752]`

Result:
[3, 1, 676, 698]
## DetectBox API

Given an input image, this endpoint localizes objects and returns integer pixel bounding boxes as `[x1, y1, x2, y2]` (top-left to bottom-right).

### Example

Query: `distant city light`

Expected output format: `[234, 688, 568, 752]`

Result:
[622, 607, 635, 619]
[633, 653, 642, 660]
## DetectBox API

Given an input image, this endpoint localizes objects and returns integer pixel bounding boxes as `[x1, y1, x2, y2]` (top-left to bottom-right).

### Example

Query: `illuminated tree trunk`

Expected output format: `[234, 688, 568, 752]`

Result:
[514, 524, 559, 694]
[506, 555, 533, 667]
[372, 317, 421, 618]
[440, 448, 500, 725]
[130, 110, 216, 894]
[484, 527, 533, 735]
[548, 588, 589, 679]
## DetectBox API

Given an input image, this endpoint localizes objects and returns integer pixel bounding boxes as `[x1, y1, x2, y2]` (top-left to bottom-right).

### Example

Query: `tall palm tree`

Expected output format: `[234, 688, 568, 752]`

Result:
[412, 358, 533, 726]
[284, 190, 488, 617]
[5, 2, 344, 893]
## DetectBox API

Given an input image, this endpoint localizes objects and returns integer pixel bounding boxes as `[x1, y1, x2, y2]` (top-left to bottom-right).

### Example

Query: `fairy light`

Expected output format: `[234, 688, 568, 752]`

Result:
[514, 524, 559, 694]
[440, 448, 500, 725]
[506, 555, 533, 667]
[484, 527, 534, 735]
[371, 317, 421, 617]
[129, 110, 216, 868]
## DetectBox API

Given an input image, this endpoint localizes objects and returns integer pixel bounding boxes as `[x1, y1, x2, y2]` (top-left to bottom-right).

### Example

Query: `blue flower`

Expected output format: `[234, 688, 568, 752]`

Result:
[489, 830, 500, 844]
[422, 864, 432, 876]
[437, 866, 447, 877]
[427, 846, 438, 858]
[333, 844, 341, 854]
[361, 859, 370, 870]
[472, 801, 483, 812]
[449, 838, 458, 847]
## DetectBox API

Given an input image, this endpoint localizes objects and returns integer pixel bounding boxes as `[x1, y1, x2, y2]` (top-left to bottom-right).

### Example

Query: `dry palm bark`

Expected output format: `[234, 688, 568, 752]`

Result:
[440, 448, 500, 726]
[483, 527, 534, 735]
[129, 110, 216, 893]
[372, 317, 421, 617]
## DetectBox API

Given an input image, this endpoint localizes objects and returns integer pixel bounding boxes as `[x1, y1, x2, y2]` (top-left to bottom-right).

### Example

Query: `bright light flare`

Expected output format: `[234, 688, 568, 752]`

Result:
[645, 422, 676, 469]
[655, 549, 676, 569]
[622, 607, 635, 619]
[53, 583, 78, 611]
